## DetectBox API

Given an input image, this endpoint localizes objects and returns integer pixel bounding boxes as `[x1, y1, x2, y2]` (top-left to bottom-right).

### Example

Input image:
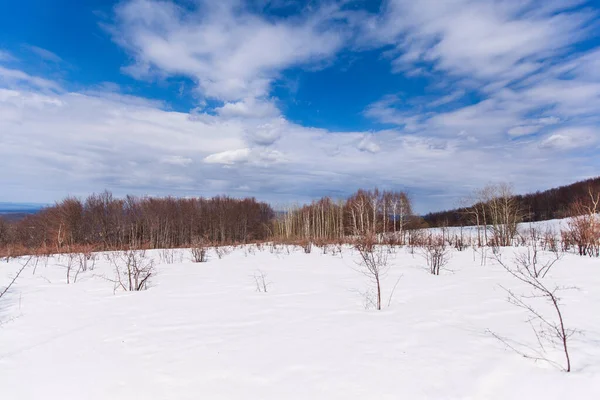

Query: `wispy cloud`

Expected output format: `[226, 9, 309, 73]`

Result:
[0, 50, 17, 62]
[25, 45, 63, 62]
[1, 0, 599, 212]
[0, 66, 61, 91]
[358, 0, 595, 83]
[361, 0, 600, 156]
[539, 127, 598, 150]
[110, 0, 346, 101]
[2, 68, 597, 210]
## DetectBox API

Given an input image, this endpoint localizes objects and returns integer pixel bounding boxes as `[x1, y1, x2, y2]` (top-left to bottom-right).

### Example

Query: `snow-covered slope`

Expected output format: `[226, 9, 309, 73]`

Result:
[1, 244, 599, 399]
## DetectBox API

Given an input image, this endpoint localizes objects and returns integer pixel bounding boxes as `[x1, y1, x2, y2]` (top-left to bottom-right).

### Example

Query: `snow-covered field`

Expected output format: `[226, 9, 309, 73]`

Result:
[1, 241, 599, 399]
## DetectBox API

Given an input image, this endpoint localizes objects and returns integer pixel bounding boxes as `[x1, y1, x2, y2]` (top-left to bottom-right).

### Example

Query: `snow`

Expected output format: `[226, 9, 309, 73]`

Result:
[1, 242, 600, 399]
[426, 218, 570, 239]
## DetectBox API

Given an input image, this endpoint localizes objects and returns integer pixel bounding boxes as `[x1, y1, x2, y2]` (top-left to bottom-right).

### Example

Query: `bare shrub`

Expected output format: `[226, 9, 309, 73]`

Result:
[452, 227, 468, 251]
[245, 245, 256, 257]
[76, 251, 97, 273]
[421, 235, 450, 275]
[160, 248, 175, 264]
[541, 228, 559, 253]
[191, 246, 207, 263]
[214, 245, 230, 259]
[0, 256, 32, 300]
[190, 237, 208, 262]
[565, 189, 600, 257]
[330, 243, 343, 257]
[301, 240, 312, 254]
[491, 250, 575, 372]
[160, 248, 183, 264]
[60, 252, 78, 284]
[107, 249, 155, 292]
[252, 270, 271, 293]
[513, 235, 562, 279]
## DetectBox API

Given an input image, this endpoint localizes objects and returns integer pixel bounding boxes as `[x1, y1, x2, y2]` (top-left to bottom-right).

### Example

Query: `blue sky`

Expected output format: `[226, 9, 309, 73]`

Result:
[1, 0, 599, 213]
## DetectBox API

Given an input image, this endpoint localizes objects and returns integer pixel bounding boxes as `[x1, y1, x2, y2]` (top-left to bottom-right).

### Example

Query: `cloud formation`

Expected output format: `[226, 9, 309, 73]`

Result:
[112, 0, 345, 101]
[1, 0, 599, 212]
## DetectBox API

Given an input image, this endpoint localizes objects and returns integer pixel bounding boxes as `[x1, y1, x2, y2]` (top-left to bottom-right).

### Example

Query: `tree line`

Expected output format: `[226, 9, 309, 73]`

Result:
[273, 189, 415, 242]
[423, 177, 600, 228]
[0, 189, 415, 255]
[0, 191, 274, 254]
[2, 177, 598, 256]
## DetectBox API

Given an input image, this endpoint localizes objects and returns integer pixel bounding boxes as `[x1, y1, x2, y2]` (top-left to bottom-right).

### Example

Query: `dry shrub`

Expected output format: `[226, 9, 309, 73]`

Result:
[564, 188, 600, 257]
[421, 235, 450, 275]
[107, 249, 155, 292]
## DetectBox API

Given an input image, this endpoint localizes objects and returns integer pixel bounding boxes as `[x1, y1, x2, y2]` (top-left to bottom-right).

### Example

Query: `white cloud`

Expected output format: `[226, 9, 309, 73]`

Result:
[363, 95, 423, 129]
[246, 119, 285, 146]
[539, 127, 598, 150]
[203, 147, 287, 166]
[359, 0, 600, 151]
[357, 136, 381, 153]
[358, 0, 594, 85]
[0, 50, 16, 62]
[0, 66, 61, 91]
[160, 155, 193, 166]
[26, 45, 63, 63]
[507, 125, 541, 137]
[2, 1, 600, 212]
[215, 98, 280, 119]
[204, 148, 251, 165]
[428, 90, 465, 108]
[2, 59, 598, 211]
[111, 0, 345, 101]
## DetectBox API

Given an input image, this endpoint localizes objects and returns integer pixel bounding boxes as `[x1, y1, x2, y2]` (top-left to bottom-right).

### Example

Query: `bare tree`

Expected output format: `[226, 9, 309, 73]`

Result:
[354, 235, 389, 310]
[468, 183, 522, 247]
[491, 250, 575, 372]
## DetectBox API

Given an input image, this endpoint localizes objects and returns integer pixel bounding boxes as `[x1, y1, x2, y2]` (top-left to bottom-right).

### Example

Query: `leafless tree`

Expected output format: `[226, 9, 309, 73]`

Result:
[354, 235, 389, 310]
[491, 250, 575, 372]
[467, 183, 523, 247]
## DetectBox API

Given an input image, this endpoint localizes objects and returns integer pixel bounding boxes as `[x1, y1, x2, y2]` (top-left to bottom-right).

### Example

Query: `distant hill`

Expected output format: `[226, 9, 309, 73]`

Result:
[422, 177, 600, 227]
[0, 202, 46, 221]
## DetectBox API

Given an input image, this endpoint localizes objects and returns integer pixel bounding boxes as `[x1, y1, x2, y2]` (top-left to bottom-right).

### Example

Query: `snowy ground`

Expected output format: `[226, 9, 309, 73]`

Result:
[1, 242, 599, 399]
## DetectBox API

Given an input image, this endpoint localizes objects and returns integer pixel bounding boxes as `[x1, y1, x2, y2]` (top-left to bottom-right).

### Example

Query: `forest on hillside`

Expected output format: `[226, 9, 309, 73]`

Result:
[423, 177, 600, 227]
